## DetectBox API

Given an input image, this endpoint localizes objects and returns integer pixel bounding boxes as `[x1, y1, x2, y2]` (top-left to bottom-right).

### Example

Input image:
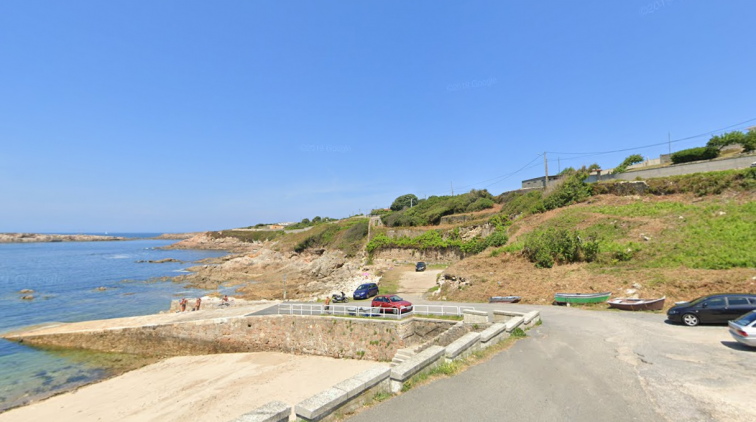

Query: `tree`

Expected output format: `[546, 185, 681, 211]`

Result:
[613, 154, 644, 174]
[558, 167, 576, 176]
[312, 216, 322, 223]
[301, 218, 311, 225]
[587, 163, 601, 172]
[390, 194, 419, 211]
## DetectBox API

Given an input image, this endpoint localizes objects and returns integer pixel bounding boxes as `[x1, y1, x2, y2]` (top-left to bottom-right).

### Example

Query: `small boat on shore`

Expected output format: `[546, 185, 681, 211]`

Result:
[607, 297, 666, 311]
[489, 296, 521, 303]
[554, 292, 611, 305]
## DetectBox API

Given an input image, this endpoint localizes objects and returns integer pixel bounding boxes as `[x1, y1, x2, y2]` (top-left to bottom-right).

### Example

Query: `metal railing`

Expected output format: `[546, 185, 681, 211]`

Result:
[277, 303, 477, 319]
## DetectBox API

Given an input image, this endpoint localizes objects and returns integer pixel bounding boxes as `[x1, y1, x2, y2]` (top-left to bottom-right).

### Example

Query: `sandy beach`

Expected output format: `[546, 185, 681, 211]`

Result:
[0, 352, 385, 422]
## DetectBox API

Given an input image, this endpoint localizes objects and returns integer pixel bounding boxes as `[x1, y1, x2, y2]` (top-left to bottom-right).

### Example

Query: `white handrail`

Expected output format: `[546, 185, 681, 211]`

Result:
[277, 303, 476, 319]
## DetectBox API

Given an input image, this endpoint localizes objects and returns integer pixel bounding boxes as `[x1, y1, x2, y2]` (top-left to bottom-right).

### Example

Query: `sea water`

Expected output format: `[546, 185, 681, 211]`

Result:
[0, 236, 227, 411]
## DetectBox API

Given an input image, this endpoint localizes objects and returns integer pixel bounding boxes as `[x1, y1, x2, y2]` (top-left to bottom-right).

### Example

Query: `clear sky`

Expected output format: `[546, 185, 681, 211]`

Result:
[1, 1, 755, 233]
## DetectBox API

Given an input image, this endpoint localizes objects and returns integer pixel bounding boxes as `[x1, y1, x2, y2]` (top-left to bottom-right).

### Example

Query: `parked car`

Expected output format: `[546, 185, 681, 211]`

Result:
[353, 283, 379, 300]
[751, 161, 756, 168]
[666, 294, 756, 326]
[415, 262, 426, 272]
[728, 310, 756, 348]
[371, 295, 413, 314]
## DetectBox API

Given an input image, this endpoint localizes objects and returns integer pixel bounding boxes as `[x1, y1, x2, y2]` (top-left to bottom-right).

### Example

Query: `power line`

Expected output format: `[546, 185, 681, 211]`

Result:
[546, 116, 756, 156]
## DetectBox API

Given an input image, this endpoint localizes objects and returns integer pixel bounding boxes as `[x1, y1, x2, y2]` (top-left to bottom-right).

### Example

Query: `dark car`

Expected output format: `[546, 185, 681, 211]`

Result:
[353, 283, 379, 300]
[415, 262, 426, 272]
[666, 294, 756, 326]
[371, 295, 413, 314]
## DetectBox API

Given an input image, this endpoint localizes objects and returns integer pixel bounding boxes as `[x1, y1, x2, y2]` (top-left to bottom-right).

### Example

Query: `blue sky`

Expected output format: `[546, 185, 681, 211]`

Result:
[1, 1, 755, 232]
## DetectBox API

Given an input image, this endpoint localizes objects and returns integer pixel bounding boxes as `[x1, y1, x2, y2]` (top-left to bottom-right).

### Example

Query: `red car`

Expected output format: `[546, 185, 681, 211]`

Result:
[371, 295, 413, 314]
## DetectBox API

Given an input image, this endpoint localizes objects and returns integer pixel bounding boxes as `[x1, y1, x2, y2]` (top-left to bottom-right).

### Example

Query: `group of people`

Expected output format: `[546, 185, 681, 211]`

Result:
[178, 297, 202, 312]
[176, 295, 232, 312]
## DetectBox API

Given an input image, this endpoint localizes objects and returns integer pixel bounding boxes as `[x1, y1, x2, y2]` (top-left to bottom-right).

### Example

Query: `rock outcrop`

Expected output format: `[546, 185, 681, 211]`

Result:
[0, 233, 126, 243]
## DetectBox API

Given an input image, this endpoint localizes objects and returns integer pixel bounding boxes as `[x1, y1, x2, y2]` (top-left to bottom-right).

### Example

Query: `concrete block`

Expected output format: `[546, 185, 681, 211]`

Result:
[462, 309, 489, 324]
[504, 317, 524, 332]
[295, 388, 348, 421]
[353, 366, 390, 390]
[230, 400, 290, 422]
[445, 332, 481, 360]
[333, 377, 366, 400]
[479, 323, 507, 343]
[390, 345, 445, 382]
[492, 310, 525, 323]
[523, 311, 540, 325]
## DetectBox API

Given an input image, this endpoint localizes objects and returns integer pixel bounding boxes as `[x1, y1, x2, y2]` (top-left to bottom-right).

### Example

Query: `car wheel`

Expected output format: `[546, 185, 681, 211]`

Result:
[682, 313, 699, 327]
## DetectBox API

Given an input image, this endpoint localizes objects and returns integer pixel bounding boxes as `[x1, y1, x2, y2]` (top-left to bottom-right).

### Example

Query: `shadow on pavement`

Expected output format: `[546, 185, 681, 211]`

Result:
[720, 341, 756, 352]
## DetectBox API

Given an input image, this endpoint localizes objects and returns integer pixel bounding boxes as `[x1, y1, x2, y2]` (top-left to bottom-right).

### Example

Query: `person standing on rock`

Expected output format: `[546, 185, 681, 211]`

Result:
[194, 297, 201, 311]
[180, 298, 188, 312]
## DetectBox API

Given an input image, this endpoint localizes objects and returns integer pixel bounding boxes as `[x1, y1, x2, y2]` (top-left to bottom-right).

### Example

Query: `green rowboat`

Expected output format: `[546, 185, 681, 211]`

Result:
[554, 292, 611, 304]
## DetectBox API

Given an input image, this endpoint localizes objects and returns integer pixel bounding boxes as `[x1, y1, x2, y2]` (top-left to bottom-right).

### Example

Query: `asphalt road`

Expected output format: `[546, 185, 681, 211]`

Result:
[342, 301, 756, 422]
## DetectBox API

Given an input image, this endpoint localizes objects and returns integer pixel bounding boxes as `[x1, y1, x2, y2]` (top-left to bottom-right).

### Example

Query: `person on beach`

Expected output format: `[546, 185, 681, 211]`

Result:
[180, 298, 187, 312]
[195, 297, 201, 311]
[221, 295, 230, 307]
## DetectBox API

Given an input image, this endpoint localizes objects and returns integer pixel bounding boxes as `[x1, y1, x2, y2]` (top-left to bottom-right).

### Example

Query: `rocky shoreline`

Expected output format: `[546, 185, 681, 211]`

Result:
[162, 232, 383, 301]
[0, 233, 128, 243]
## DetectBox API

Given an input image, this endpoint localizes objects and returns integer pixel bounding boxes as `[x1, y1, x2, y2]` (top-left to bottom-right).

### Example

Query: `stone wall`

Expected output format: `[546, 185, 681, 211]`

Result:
[372, 247, 463, 264]
[13, 315, 456, 363]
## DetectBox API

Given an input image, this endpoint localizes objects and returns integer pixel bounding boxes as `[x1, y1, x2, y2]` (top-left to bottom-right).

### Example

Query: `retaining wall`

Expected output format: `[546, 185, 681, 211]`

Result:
[12, 315, 456, 362]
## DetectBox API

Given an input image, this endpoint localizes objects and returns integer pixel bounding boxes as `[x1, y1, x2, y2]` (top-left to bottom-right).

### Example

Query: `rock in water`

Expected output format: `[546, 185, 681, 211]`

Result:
[18, 289, 35, 294]
[21, 295, 34, 300]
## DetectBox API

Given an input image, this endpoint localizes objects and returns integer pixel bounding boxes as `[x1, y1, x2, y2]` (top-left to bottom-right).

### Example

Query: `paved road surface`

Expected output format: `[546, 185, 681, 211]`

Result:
[343, 300, 756, 422]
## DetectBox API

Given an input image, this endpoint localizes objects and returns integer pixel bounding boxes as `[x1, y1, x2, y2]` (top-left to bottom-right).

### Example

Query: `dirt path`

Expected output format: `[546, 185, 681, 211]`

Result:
[396, 269, 442, 296]
[1, 353, 384, 422]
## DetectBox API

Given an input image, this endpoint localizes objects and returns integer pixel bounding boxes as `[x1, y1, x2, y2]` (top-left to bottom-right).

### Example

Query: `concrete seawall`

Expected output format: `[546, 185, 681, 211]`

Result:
[5, 314, 458, 362]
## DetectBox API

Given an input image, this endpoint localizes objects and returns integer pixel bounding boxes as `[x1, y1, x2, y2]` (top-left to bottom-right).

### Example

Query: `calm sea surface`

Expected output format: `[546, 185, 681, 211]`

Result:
[0, 236, 227, 411]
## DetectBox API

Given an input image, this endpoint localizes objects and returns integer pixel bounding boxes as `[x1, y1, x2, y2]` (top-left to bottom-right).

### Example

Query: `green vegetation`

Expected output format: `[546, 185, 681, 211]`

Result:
[670, 146, 720, 164]
[511, 327, 527, 338]
[292, 218, 369, 256]
[382, 189, 496, 227]
[592, 200, 756, 269]
[593, 167, 756, 197]
[707, 130, 756, 153]
[208, 230, 284, 243]
[612, 154, 644, 174]
[390, 194, 419, 211]
[522, 227, 599, 268]
[498, 170, 593, 219]
[366, 225, 508, 257]
[284, 216, 337, 231]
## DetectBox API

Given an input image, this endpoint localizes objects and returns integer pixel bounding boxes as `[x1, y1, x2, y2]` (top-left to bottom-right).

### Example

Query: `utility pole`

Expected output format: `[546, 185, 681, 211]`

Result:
[410, 198, 414, 208]
[543, 151, 549, 188]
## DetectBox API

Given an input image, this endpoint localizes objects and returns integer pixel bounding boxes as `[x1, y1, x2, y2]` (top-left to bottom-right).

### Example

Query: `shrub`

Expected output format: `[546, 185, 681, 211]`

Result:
[390, 194, 419, 211]
[613, 154, 644, 174]
[670, 146, 719, 164]
[522, 228, 599, 268]
[467, 197, 495, 212]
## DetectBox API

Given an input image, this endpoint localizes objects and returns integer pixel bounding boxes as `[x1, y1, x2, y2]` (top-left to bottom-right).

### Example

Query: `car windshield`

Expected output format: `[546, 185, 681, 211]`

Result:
[733, 312, 756, 326]
[389, 296, 403, 302]
[357, 284, 370, 290]
[686, 296, 710, 306]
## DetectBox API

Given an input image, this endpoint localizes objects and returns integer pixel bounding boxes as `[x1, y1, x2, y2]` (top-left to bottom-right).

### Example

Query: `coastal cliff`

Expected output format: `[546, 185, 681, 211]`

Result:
[0, 233, 127, 243]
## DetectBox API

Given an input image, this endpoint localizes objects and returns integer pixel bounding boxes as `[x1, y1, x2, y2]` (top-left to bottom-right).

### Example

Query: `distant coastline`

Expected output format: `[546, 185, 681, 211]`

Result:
[0, 233, 128, 243]
[0, 232, 200, 243]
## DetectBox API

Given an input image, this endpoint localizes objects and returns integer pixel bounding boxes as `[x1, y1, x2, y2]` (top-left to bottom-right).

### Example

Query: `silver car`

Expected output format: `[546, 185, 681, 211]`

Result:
[729, 310, 756, 348]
